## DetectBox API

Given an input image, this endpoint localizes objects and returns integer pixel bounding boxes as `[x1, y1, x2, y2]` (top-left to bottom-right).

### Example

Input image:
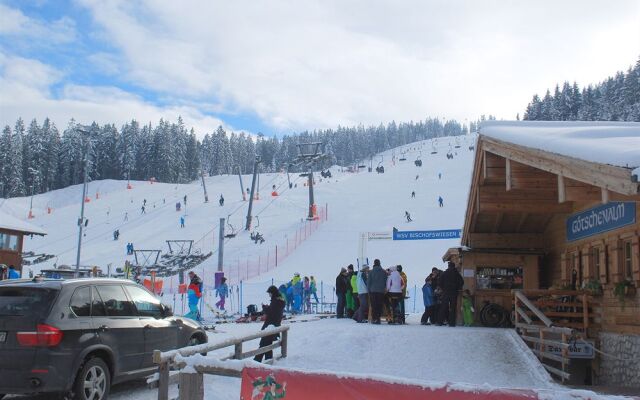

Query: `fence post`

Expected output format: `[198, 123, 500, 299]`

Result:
[234, 342, 243, 359]
[281, 329, 288, 358]
[258, 255, 262, 273]
[413, 285, 417, 313]
[321, 281, 324, 313]
[271, 278, 274, 286]
[179, 370, 204, 400]
[154, 351, 169, 400]
[275, 245, 278, 267]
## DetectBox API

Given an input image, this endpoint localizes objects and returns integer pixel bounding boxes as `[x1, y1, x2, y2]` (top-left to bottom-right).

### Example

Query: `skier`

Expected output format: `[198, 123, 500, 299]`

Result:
[113, 230, 119, 240]
[405, 211, 412, 222]
[310, 276, 320, 303]
[184, 271, 203, 321]
[397, 265, 408, 324]
[415, 175, 419, 180]
[180, 215, 185, 228]
[438, 261, 464, 327]
[124, 212, 128, 221]
[335, 267, 349, 318]
[143, 199, 147, 206]
[183, 195, 187, 205]
[386, 266, 404, 324]
[411, 191, 416, 198]
[303, 276, 312, 313]
[461, 289, 475, 326]
[219, 194, 224, 206]
[254, 285, 285, 363]
[367, 259, 387, 324]
[421, 277, 435, 325]
[438, 196, 444, 207]
[438, 172, 442, 180]
[292, 275, 303, 314]
[354, 265, 369, 322]
[8, 265, 20, 279]
[141, 205, 146, 214]
[345, 265, 355, 318]
[215, 277, 229, 311]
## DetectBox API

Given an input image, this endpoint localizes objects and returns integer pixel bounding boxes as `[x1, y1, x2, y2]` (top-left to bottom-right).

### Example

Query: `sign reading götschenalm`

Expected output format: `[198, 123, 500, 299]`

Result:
[566, 202, 636, 242]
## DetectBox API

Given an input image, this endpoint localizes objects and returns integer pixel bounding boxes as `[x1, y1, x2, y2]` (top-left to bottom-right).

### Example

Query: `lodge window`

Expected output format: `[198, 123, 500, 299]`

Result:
[0, 233, 19, 251]
[623, 240, 632, 280]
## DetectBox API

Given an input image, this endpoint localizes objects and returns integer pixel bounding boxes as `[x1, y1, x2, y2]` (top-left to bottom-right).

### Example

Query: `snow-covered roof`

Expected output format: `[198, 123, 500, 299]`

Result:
[0, 211, 47, 235]
[479, 121, 640, 170]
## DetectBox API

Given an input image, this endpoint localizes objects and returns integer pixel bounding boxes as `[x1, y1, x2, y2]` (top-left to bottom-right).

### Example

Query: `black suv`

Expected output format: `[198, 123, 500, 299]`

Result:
[0, 278, 207, 400]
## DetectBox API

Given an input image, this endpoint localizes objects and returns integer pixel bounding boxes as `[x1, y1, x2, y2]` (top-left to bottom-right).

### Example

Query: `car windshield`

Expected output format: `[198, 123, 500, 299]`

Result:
[0, 287, 58, 317]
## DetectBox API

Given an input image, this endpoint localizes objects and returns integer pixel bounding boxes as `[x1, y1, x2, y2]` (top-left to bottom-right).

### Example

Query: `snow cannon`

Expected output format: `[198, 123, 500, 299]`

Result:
[95, 192, 100, 199]
[84, 196, 91, 203]
[271, 191, 279, 197]
[28, 210, 34, 219]
[127, 183, 133, 189]
[47, 207, 52, 214]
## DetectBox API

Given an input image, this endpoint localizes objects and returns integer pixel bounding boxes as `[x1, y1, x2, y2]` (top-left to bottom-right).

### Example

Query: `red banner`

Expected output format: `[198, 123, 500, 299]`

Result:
[240, 366, 541, 400]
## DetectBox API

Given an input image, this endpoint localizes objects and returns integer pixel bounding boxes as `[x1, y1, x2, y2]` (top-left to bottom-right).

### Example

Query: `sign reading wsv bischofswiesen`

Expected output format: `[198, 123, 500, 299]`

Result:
[566, 202, 636, 242]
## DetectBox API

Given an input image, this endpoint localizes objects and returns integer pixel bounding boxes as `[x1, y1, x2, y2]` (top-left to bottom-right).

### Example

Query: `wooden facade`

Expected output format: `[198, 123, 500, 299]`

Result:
[0, 225, 47, 275]
[443, 127, 640, 386]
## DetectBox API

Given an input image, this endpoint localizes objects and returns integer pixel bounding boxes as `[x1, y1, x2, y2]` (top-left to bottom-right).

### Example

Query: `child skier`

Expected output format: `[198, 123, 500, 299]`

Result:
[461, 289, 475, 327]
[421, 277, 435, 325]
[219, 194, 224, 206]
[438, 196, 444, 207]
[180, 215, 185, 228]
[411, 191, 416, 198]
[215, 277, 229, 311]
[405, 211, 412, 222]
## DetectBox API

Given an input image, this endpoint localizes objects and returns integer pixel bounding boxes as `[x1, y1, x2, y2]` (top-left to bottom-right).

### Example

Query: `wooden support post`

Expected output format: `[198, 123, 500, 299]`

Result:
[234, 342, 243, 359]
[158, 361, 169, 400]
[582, 294, 589, 331]
[179, 371, 204, 400]
[561, 332, 568, 383]
[601, 187, 609, 204]
[482, 150, 488, 180]
[505, 158, 512, 191]
[558, 174, 566, 203]
[281, 329, 288, 358]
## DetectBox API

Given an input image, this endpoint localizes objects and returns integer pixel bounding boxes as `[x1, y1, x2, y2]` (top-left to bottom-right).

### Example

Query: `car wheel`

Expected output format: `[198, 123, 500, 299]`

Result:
[73, 357, 111, 400]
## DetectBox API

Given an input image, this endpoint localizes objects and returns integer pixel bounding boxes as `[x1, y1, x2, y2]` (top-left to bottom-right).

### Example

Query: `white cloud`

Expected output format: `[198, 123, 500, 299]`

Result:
[0, 52, 233, 136]
[0, 3, 76, 43]
[2, 1, 639, 132]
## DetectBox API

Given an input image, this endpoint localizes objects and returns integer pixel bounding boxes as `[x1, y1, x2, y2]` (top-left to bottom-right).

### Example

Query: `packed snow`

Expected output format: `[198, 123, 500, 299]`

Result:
[479, 120, 640, 169]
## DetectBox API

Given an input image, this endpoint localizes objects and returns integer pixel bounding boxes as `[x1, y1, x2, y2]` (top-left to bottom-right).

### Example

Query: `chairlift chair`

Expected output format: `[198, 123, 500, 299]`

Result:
[225, 215, 237, 238]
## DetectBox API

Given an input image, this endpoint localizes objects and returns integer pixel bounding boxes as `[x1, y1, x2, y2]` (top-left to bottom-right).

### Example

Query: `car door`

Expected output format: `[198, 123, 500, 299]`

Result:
[124, 285, 179, 369]
[93, 285, 145, 373]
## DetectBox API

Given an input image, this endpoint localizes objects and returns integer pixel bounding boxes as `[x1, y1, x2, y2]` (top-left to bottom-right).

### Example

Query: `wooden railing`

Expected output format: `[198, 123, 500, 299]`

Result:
[151, 325, 289, 400]
[513, 290, 577, 383]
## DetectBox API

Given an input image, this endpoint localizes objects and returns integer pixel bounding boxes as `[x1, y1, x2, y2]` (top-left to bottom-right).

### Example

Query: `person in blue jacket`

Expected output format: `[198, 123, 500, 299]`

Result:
[8, 265, 20, 279]
[421, 277, 435, 325]
[438, 196, 444, 207]
[215, 277, 229, 310]
[292, 277, 303, 314]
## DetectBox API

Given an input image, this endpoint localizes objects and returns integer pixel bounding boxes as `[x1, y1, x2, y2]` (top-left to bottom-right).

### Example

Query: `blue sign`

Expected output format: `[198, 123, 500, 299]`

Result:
[566, 202, 636, 242]
[392, 228, 461, 241]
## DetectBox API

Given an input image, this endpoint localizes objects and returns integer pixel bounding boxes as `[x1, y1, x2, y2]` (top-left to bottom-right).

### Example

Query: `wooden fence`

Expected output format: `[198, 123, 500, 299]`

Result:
[151, 325, 289, 400]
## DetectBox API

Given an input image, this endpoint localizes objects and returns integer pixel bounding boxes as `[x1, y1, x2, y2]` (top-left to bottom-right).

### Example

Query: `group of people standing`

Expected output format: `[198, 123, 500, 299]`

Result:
[278, 274, 319, 314]
[335, 260, 409, 325]
[420, 261, 467, 327]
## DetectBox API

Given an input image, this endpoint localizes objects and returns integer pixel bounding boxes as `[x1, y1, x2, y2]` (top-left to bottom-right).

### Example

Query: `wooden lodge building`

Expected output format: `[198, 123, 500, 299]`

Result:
[0, 210, 47, 276]
[443, 121, 640, 388]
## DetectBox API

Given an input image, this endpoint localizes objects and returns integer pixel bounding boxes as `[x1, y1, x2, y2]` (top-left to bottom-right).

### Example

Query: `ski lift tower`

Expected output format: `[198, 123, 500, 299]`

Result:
[294, 142, 325, 220]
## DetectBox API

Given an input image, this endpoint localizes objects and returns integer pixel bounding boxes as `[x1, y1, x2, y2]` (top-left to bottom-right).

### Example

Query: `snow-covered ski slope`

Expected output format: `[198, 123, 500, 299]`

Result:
[2, 134, 476, 293]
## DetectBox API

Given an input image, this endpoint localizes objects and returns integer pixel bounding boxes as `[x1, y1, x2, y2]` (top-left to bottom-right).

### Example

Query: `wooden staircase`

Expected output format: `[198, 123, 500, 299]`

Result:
[513, 289, 599, 383]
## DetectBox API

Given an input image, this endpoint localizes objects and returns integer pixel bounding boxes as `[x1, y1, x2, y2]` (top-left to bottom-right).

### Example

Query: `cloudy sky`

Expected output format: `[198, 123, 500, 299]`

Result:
[0, 0, 638, 137]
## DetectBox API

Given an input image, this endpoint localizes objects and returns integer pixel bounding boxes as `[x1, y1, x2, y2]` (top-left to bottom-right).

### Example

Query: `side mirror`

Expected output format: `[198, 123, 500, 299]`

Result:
[161, 304, 173, 317]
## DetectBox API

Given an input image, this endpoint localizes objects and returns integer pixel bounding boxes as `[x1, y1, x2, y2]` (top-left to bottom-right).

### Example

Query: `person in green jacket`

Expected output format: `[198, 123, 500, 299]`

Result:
[345, 265, 355, 317]
[350, 269, 359, 316]
[461, 289, 474, 326]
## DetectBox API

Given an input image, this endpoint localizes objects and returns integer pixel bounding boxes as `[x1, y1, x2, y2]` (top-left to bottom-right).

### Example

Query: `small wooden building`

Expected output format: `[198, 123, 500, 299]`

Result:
[0, 211, 47, 275]
[443, 121, 640, 388]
